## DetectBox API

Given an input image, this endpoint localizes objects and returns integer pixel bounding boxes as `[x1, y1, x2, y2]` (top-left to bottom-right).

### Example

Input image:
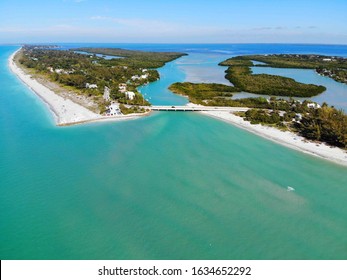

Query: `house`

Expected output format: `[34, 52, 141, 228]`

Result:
[119, 83, 127, 93]
[55, 69, 64, 74]
[103, 86, 110, 101]
[295, 113, 302, 121]
[125, 91, 135, 100]
[322, 58, 332, 62]
[141, 74, 148, 79]
[131, 75, 140, 81]
[106, 103, 122, 116]
[86, 83, 98, 89]
[307, 103, 321, 109]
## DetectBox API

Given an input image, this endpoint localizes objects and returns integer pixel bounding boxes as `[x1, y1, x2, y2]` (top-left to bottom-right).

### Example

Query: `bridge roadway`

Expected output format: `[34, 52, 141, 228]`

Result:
[140, 105, 249, 112]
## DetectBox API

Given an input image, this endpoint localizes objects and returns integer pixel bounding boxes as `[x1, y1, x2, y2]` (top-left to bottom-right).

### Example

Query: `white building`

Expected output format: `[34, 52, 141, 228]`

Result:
[106, 103, 122, 116]
[103, 86, 110, 101]
[307, 103, 321, 109]
[125, 91, 135, 100]
[86, 83, 98, 89]
[55, 69, 64, 74]
[295, 113, 302, 121]
[131, 75, 140, 81]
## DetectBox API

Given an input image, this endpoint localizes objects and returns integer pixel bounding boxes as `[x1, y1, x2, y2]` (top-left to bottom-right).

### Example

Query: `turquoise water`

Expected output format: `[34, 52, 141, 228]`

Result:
[138, 59, 187, 106]
[176, 53, 232, 85]
[74, 51, 122, 60]
[1, 45, 347, 260]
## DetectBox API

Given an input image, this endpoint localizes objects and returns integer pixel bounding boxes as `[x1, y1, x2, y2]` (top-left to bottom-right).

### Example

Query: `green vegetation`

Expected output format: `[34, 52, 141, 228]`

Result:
[170, 81, 278, 107]
[119, 104, 148, 115]
[245, 109, 284, 125]
[295, 105, 347, 148]
[169, 80, 347, 148]
[74, 47, 187, 68]
[244, 102, 347, 148]
[225, 54, 347, 70]
[219, 57, 326, 97]
[169, 82, 238, 104]
[18, 46, 185, 113]
[221, 54, 347, 84]
[169, 82, 320, 109]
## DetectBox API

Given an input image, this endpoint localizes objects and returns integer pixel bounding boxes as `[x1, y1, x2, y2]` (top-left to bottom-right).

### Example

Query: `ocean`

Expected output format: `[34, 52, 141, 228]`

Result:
[1, 44, 347, 259]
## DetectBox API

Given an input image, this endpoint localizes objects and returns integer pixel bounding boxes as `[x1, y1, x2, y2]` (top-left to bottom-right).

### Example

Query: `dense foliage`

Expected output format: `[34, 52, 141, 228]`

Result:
[219, 58, 326, 97]
[221, 54, 347, 84]
[245, 109, 283, 125]
[295, 106, 347, 148]
[119, 104, 148, 115]
[169, 80, 347, 148]
[222, 54, 347, 70]
[169, 82, 238, 104]
[243, 101, 347, 148]
[18, 46, 184, 111]
[74, 48, 186, 68]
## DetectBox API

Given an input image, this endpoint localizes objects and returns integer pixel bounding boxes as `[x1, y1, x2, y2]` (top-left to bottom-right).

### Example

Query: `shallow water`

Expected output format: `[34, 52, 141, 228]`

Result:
[1, 44, 347, 260]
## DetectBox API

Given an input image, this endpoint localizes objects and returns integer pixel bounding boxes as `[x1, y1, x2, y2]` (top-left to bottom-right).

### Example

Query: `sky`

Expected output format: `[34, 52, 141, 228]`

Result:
[0, 0, 346, 44]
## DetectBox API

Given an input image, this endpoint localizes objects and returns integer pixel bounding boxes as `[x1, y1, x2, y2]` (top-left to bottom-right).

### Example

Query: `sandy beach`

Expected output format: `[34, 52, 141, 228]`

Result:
[8, 49, 145, 126]
[200, 110, 347, 167]
[8, 49, 347, 166]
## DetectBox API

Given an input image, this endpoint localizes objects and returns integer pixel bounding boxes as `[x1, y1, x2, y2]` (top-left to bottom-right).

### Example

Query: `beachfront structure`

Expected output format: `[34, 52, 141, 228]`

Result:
[119, 83, 127, 93]
[125, 91, 135, 100]
[86, 83, 98, 89]
[106, 103, 122, 116]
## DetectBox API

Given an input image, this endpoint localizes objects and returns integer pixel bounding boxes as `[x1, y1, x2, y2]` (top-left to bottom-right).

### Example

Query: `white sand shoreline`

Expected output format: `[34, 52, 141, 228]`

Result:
[8, 48, 146, 126]
[199, 110, 347, 167]
[8, 49, 347, 166]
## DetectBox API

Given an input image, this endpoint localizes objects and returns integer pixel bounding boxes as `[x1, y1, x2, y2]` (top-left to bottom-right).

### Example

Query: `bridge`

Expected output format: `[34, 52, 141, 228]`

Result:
[140, 105, 249, 112]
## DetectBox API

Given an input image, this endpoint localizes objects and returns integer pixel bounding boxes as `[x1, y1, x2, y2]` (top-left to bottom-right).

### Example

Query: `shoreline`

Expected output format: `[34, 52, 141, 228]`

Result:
[199, 110, 347, 167]
[8, 49, 347, 166]
[8, 48, 148, 126]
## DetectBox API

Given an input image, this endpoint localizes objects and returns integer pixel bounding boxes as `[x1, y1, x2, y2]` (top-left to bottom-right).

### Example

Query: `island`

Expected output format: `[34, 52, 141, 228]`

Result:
[10, 45, 186, 125]
[169, 54, 347, 165]
[223, 54, 347, 84]
[9, 48, 347, 166]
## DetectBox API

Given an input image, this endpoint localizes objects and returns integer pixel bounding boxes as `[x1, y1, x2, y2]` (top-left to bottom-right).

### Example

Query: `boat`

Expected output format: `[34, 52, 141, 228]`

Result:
[287, 186, 295, 192]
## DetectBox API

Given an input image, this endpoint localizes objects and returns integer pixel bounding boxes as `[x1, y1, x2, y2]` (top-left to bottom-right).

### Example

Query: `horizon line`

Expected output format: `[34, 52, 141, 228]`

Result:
[1, 42, 347, 46]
